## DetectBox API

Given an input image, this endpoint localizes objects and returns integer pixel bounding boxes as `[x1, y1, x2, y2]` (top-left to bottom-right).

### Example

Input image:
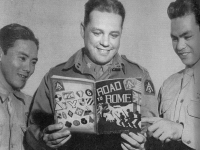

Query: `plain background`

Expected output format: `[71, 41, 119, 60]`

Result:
[0, 0, 184, 96]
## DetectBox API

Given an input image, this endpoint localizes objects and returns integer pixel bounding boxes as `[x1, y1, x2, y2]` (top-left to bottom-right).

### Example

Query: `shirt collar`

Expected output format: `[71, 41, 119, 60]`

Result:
[193, 59, 200, 84]
[62, 48, 125, 74]
[0, 81, 25, 104]
[185, 59, 200, 84]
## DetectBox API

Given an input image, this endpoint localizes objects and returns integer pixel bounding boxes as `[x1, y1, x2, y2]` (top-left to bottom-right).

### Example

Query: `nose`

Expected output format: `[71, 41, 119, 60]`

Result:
[176, 39, 186, 51]
[100, 35, 109, 47]
[23, 61, 31, 73]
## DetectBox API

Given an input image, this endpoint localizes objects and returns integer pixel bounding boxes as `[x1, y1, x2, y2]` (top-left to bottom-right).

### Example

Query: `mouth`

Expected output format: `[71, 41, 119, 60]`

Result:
[177, 52, 190, 57]
[18, 74, 28, 80]
[97, 48, 112, 55]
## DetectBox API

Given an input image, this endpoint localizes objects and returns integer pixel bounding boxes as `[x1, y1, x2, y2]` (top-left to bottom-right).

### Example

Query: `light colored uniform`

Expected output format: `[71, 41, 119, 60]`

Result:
[0, 74, 32, 150]
[158, 60, 200, 150]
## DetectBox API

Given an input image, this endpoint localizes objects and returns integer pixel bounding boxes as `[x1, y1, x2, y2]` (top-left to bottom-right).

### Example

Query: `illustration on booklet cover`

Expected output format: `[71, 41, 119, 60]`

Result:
[51, 76, 141, 134]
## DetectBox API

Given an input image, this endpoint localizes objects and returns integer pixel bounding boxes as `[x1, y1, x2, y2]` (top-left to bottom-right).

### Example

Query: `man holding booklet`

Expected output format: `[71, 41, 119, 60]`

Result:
[26, 0, 158, 149]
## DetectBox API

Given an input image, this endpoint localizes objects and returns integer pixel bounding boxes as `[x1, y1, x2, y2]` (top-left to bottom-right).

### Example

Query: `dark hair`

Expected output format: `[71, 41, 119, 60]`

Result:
[0, 23, 39, 54]
[167, 0, 200, 27]
[84, 0, 125, 27]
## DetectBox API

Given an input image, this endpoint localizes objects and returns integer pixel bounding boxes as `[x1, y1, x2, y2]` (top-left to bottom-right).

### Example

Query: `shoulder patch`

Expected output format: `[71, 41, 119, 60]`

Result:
[144, 80, 155, 95]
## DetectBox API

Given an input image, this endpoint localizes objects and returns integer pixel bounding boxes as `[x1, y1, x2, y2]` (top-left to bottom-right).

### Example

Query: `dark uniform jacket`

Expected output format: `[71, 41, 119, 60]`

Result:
[26, 49, 158, 150]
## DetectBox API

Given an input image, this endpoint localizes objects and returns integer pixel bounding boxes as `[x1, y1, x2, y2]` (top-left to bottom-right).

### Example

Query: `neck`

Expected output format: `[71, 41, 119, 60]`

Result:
[0, 66, 14, 92]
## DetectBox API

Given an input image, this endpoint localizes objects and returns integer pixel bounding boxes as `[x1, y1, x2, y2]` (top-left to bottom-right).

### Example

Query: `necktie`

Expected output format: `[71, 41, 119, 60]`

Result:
[182, 68, 194, 89]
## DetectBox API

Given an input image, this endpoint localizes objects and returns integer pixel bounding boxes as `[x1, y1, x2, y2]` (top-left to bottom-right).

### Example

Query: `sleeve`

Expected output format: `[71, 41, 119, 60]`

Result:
[140, 70, 158, 118]
[25, 72, 55, 150]
[158, 81, 200, 149]
[181, 123, 199, 149]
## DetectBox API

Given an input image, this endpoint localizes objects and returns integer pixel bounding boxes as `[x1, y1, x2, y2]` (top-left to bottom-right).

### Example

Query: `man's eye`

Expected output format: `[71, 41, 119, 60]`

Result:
[19, 56, 26, 61]
[111, 34, 119, 39]
[32, 61, 37, 65]
[185, 36, 192, 40]
[171, 37, 177, 42]
[93, 32, 101, 36]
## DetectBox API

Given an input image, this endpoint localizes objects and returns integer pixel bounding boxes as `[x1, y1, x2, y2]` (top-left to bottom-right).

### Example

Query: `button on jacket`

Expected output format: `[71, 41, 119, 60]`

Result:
[26, 49, 158, 150]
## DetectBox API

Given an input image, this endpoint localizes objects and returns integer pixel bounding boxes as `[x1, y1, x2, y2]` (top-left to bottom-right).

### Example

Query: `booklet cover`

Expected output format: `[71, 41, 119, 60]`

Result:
[51, 75, 141, 134]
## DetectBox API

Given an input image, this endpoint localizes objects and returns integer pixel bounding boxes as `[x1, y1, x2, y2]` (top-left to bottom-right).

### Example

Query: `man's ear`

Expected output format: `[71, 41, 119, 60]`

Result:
[80, 22, 85, 39]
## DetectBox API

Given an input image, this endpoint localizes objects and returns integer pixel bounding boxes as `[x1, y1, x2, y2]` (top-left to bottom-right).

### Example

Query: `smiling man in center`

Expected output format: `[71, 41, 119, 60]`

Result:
[26, 0, 158, 149]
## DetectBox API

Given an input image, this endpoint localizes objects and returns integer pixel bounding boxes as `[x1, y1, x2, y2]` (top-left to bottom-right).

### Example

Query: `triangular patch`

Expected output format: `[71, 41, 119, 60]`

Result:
[55, 81, 65, 92]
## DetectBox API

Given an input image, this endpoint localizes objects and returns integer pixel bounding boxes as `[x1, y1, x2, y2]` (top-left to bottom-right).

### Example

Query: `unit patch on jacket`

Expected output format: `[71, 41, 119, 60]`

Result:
[144, 80, 155, 95]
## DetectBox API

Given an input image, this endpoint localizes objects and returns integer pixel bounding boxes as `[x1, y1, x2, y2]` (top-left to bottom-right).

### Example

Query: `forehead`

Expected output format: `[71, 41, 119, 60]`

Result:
[171, 14, 199, 35]
[8, 39, 38, 57]
[88, 10, 122, 31]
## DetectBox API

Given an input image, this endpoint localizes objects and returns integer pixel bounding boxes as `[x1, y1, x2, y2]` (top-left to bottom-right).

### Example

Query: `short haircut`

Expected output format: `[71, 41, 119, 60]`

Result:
[84, 0, 125, 27]
[0, 23, 39, 54]
[167, 0, 200, 27]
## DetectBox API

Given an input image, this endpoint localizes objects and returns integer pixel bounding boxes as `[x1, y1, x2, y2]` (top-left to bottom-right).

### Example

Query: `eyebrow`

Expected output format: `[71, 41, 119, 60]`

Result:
[171, 31, 191, 38]
[92, 27, 121, 34]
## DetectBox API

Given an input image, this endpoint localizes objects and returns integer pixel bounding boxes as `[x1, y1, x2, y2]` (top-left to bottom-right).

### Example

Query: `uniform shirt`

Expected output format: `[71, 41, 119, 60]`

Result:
[26, 48, 158, 150]
[158, 60, 200, 150]
[0, 82, 32, 150]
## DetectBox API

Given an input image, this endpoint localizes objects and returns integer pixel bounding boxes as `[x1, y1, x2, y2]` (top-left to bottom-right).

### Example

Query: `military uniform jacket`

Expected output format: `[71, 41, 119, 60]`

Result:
[158, 61, 200, 150]
[26, 49, 158, 150]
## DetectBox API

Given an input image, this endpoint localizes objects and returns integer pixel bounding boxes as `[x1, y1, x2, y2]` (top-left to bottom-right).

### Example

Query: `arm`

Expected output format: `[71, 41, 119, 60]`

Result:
[121, 70, 158, 150]
[26, 72, 71, 149]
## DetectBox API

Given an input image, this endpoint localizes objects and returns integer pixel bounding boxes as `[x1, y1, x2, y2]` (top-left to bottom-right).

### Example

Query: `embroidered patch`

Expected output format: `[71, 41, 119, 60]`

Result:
[62, 112, 67, 119]
[68, 110, 73, 117]
[55, 94, 62, 102]
[55, 81, 65, 92]
[65, 121, 72, 128]
[63, 91, 75, 100]
[85, 89, 93, 96]
[81, 118, 87, 124]
[144, 80, 155, 95]
[73, 120, 80, 126]
[75, 107, 84, 116]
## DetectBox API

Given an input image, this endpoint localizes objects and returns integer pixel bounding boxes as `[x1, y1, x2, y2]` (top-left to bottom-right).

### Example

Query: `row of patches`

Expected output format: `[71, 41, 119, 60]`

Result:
[56, 107, 93, 119]
[55, 79, 155, 99]
[55, 97, 94, 111]
[60, 116, 95, 128]
[55, 88, 93, 102]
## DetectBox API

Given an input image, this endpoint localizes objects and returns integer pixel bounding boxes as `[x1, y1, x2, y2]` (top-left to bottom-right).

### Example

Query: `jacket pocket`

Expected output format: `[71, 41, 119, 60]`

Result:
[187, 100, 200, 119]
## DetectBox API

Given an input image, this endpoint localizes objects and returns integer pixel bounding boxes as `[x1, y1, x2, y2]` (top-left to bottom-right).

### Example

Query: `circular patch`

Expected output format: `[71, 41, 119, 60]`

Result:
[81, 118, 87, 124]
[85, 89, 93, 96]
[55, 94, 62, 102]
[65, 121, 72, 128]
[73, 120, 80, 126]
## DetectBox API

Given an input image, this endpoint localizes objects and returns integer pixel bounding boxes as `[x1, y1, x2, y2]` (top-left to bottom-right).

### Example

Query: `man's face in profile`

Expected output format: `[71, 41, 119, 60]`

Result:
[171, 13, 200, 67]
[82, 10, 122, 65]
[0, 39, 38, 90]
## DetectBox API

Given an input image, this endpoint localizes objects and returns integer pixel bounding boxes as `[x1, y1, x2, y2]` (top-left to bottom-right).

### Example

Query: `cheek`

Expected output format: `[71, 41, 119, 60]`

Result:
[29, 65, 36, 75]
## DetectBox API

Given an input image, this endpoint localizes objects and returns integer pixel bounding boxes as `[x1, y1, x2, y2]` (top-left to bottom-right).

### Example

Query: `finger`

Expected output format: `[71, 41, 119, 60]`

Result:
[45, 129, 71, 141]
[129, 132, 145, 144]
[165, 138, 171, 143]
[159, 132, 169, 142]
[121, 142, 137, 150]
[148, 121, 161, 133]
[121, 142, 129, 150]
[44, 123, 63, 134]
[141, 117, 162, 124]
[121, 133, 140, 148]
[152, 128, 163, 139]
[48, 134, 72, 149]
